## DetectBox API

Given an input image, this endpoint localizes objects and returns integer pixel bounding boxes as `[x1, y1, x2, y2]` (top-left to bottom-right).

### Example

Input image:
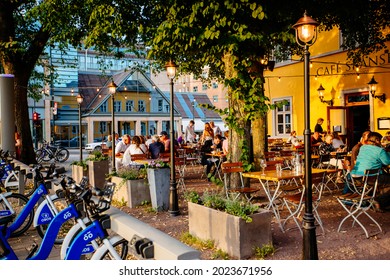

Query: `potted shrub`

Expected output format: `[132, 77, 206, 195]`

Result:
[109, 166, 150, 208]
[86, 150, 109, 190]
[186, 191, 272, 259]
[71, 160, 88, 184]
[145, 159, 170, 211]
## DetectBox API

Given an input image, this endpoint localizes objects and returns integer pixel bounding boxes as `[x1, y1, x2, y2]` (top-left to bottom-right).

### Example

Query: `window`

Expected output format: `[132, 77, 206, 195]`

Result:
[213, 95, 218, 103]
[114, 101, 121, 112]
[202, 84, 208, 91]
[212, 82, 218, 89]
[100, 101, 107, 112]
[273, 97, 292, 137]
[158, 99, 163, 112]
[99, 122, 107, 133]
[138, 100, 145, 112]
[193, 86, 198, 92]
[126, 100, 134, 112]
[123, 122, 130, 134]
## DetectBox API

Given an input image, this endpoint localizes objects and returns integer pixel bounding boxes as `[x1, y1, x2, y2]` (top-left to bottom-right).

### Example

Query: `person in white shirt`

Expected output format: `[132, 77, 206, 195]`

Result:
[115, 134, 131, 155]
[286, 131, 300, 147]
[122, 136, 148, 166]
[210, 121, 222, 136]
[185, 120, 196, 143]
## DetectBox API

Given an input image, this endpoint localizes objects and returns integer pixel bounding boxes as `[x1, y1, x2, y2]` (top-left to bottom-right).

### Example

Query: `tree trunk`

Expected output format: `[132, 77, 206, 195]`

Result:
[252, 116, 266, 171]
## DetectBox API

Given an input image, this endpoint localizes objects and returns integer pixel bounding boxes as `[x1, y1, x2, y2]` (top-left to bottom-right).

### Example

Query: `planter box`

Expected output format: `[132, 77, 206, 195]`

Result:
[71, 165, 88, 184]
[188, 202, 272, 259]
[111, 176, 150, 207]
[88, 160, 109, 190]
[147, 168, 170, 211]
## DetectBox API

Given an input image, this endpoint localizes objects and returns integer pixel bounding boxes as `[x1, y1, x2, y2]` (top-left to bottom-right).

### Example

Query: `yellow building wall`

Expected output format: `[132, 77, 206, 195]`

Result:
[265, 27, 390, 138]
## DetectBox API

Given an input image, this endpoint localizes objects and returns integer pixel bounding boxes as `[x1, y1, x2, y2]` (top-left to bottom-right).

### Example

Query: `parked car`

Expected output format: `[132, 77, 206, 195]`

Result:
[54, 136, 86, 147]
[85, 141, 107, 152]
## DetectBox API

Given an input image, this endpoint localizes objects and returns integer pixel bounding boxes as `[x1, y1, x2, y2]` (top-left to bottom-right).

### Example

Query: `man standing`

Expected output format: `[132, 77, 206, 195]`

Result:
[185, 120, 196, 143]
[210, 121, 222, 136]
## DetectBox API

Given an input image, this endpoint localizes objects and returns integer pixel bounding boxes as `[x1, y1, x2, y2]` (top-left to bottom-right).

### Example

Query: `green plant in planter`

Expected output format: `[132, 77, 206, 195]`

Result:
[190, 191, 259, 223]
[87, 150, 108, 162]
[107, 166, 147, 184]
[71, 160, 88, 170]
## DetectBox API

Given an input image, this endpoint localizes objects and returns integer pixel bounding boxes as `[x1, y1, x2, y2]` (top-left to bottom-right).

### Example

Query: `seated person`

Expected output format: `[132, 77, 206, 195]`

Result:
[115, 134, 131, 156]
[332, 131, 345, 150]
[122, 136, 148, 166]
[347, 132, 390, 200]
[106, 135, 113, 148]
[286, 131, 301, 147]
[148, 135, 165, 159]
[311, 131, 323, 146]
[200, 134, 223, 179]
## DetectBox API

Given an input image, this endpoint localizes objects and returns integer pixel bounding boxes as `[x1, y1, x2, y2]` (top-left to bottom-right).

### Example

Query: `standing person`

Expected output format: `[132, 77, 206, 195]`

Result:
[15, 126, 21, 160]
[314, 118, 324, 135]
[200, 122, 214, 145]
[184, 120, 196, 144]
[210, 121, 222, 136]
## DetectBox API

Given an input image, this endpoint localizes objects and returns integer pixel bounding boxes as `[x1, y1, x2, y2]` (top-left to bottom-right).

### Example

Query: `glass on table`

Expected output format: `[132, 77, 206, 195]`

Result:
[260, 159, 267, 175]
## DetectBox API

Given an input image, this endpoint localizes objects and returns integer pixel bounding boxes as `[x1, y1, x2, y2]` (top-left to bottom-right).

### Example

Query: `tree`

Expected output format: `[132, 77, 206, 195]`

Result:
[144, 0, 390, 173]
[0, 0, 144, 163]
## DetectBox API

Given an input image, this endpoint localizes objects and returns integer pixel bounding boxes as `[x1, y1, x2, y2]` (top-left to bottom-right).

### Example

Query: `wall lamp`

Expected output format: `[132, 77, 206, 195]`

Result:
[317, 84, 333, 106]
[368, 76, 386, 103]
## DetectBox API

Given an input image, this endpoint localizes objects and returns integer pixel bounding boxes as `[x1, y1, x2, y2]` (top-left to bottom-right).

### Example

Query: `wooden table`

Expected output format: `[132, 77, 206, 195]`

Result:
[243, 168, 333, 231]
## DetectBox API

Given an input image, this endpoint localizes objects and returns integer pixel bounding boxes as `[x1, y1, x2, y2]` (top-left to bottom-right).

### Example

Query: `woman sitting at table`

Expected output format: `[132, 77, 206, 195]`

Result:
[201, 134, 222, 180]
[122, 135, 148, 166]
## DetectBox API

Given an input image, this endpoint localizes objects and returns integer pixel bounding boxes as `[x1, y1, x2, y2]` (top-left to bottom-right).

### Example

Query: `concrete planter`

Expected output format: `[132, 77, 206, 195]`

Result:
[147, 168, 170, 211]
[111, 176, 150, 207]
[71, 164, 88, 184]
[88, 160, 109, 189]
[188, 202, 272, 259]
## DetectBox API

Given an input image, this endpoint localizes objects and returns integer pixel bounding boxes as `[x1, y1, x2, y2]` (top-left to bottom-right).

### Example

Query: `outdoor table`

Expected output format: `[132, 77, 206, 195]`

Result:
[243, 168, 331, 232]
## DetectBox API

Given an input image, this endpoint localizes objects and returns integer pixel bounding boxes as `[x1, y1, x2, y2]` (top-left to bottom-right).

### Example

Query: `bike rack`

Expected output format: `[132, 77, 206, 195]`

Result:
[105, 207, 201, 260]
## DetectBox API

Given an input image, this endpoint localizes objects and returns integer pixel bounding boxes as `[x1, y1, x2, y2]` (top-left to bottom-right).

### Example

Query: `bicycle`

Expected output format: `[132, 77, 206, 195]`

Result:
[62, 182, 129, 260]
[0, 178, 128, 260]
[35, 140, 69, 163]
[0, 164, 70, 243]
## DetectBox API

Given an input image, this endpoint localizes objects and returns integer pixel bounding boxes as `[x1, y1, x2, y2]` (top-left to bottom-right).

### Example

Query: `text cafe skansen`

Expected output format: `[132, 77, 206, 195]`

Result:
[315, 49, 390, 76]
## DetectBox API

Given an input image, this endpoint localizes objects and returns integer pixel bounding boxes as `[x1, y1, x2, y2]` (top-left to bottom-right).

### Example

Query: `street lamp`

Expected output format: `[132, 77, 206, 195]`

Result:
[293, 12, 319, 260]
[76, 94, 84, 162]
[108, 79, 118, 173]
[165, 60, 179, 216]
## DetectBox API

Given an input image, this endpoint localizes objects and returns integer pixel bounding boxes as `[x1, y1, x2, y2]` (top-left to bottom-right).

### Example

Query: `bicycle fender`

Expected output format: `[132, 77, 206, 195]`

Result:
[60, 217, 90, 260]
[65, 221, 105, 260]
[33, 194, 59, 226]
[90, 235, 124, 260]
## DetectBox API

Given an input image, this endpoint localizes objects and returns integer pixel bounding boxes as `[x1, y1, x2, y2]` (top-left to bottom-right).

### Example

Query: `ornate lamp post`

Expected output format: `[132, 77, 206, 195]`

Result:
[165, 60, 180, 216]
[108, 79, 118, 173]
[292, 12, 319, 260]
[76, 94, 84, 162]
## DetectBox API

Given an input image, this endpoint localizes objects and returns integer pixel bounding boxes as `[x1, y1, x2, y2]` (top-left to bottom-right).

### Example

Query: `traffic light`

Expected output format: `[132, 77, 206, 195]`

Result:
[33, 112, 40, 122]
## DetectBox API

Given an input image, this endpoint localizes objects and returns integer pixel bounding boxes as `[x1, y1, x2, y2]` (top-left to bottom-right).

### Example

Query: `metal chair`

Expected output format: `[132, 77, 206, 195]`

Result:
[282, 171, 327, 236]
[335, 168, 382, 238]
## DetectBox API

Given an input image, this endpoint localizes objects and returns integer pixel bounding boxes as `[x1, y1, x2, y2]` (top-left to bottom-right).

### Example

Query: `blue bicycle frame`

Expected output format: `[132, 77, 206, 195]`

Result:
[65, 215, 111, 260]
[0, 182, 54, 239]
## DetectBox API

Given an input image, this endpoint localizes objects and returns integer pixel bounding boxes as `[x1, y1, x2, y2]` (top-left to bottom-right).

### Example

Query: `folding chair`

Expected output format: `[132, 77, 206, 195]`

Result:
[336, 168, 382, 238]
[175, 157, 186, 192]
[282, 171, 326, 236]
[221, 162, 258, 201]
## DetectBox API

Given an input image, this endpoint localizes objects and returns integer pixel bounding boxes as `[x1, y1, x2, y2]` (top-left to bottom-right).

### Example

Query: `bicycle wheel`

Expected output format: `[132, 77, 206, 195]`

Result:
[36, 197, 75, 244]
[55, 148, 69, 162]
[0, 193, 33, 237]
[35, 149, 45, 163]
